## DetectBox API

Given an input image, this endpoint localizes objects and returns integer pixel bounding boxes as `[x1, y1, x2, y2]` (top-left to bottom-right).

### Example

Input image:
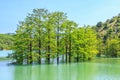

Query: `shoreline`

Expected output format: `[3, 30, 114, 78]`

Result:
[0, 57, 10, 61]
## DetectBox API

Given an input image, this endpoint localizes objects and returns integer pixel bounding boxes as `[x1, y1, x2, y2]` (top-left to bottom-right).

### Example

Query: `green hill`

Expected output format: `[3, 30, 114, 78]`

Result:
[95, 14, 120, 41]
[0, 33, 14, 50]
[94, 14, 120, 57]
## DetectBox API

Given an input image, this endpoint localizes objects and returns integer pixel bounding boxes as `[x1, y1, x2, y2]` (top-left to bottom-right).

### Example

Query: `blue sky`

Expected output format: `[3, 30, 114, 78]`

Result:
[0, 0, 120, 33]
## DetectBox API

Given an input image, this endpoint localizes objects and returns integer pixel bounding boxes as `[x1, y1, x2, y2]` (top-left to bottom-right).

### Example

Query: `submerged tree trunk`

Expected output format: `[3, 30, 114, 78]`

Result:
[69, 36, 71, 63]
[27, 34, 33, 64]
[47, 29, 50, 64]
[29, 36, 33, 64]
[30, 41, 32, 64]
[38, 39, 41, 64]
[47, 46, 50, 64]
[76, 47, 79, 62]
[57, 26, 60, 64]
[77, 54, 79, 62]
[65, 39, 68, 63]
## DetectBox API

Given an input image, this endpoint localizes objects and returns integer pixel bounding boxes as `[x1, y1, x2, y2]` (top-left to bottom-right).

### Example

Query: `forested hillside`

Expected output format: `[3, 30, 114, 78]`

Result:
[0, 33, 14, 50]
[94, 14, 120, 57]
[95, 14, 120, 40]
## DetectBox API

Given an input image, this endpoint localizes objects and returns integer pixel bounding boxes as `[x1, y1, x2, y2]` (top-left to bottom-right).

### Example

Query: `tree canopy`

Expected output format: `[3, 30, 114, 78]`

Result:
[11, 8, 98, 64]
[1, 9, 120, 64]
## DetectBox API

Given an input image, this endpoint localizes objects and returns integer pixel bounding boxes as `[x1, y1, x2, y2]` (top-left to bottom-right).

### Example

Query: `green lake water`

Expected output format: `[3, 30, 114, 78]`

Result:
[0, 51, 120, 80]
[0, 58, 120, 80]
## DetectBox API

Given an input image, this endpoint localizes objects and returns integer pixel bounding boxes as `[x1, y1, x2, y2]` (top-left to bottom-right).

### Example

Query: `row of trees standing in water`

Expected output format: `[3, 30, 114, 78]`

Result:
[12, 9, 98, 64]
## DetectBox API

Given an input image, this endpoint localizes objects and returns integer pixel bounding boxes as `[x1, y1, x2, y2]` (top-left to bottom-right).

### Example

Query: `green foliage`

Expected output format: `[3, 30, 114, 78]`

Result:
[10, 8, 120, 64]
[105, 39, 120, 57]
[72, 27, 98, 61]
[12, 8, 98, 64]
[95, 13, 120, 57]
[96, 21, 103, 28]
[0, 34, 14, 50]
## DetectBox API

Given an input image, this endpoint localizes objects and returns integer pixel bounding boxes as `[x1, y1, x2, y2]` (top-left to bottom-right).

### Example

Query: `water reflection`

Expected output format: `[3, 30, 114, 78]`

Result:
[1, 58, 120, 80]
[13, 62, 115, 80]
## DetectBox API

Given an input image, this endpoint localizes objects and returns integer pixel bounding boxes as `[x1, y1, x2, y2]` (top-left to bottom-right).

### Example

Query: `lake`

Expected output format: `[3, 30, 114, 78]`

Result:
[0, 50, 13, 57]
[0, 51, 120, 80]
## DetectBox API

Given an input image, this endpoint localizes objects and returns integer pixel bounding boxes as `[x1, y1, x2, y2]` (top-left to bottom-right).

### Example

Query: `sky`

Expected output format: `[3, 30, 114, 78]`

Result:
[0, 0, 120, 33]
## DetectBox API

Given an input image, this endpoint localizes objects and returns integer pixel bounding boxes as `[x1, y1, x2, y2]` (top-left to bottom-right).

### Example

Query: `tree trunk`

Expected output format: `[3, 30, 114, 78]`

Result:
[77, 47, 79, 62]
[57, 26, 60, 64]
[47, 29, 50, 64]
[65, 39, 68, 63]
[38, 39, 41, 64]
[29, 39, 33, 64]
[69, 36, 71, 63]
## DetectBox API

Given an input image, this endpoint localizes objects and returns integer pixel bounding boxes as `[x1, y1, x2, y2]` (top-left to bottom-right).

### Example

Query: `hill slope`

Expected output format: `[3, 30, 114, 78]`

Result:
[0, 33, 14, 50]
[94, 14, 120, 57]
[95, 14, 120, 41]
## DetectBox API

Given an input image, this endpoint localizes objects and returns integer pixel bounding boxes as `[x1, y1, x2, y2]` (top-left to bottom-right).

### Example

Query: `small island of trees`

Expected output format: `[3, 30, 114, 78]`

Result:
[11, 9, 98, 64]
[6, 8, 120, 65]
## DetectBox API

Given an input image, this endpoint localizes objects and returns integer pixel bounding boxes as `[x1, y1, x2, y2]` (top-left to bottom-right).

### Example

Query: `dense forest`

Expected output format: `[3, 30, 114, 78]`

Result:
[0, 33, 14, 50]
[94, 14, 120, 57]
[4, 8, 119, 64]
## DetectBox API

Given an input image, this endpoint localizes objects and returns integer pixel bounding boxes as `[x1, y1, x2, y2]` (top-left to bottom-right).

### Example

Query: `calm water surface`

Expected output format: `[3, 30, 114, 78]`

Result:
[0, 51, 120, 80]
[0, 50, 12, 57]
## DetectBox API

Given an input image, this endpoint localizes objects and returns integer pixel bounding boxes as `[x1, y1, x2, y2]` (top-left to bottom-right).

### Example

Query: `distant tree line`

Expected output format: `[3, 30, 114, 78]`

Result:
[0, 33, 14, 50]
